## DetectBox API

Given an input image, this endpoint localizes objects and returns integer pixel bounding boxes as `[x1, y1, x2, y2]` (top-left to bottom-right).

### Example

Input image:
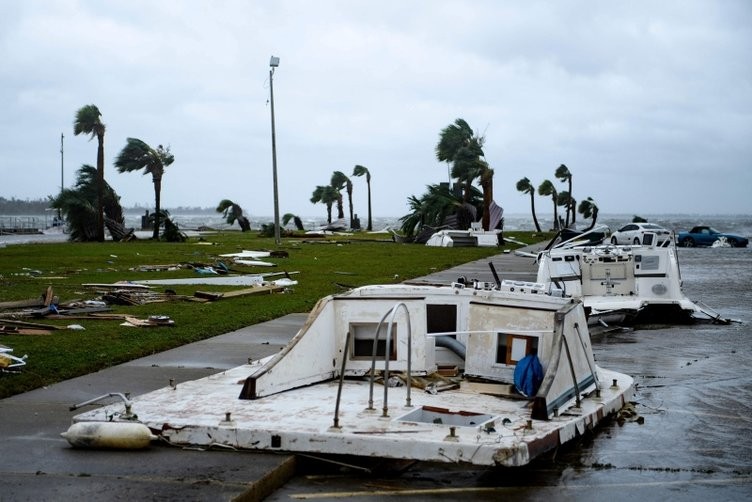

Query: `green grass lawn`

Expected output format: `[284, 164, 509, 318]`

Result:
[0, 230, 550, 398]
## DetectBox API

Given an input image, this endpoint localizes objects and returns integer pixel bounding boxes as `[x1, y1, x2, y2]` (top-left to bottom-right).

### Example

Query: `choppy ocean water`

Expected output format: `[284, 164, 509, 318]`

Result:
[2, 212, 750, 246]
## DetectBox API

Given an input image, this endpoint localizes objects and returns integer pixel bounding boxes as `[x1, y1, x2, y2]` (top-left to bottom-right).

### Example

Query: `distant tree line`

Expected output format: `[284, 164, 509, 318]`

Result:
[0, 197, 218, 216]
[0, 197, 52, 214]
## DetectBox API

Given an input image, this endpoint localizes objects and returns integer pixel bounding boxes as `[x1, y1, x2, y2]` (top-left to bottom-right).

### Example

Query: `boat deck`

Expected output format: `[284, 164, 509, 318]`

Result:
[74, 362, 633, 466]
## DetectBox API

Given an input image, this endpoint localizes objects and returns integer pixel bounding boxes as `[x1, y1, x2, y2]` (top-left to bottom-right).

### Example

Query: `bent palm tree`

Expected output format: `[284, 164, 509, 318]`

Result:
[515, 177, 542, 232]
[50, 164, 125, 242]
[310, 185, 338, 223]
[331, 171, 354, 227]
[436, 118, 494, 230]
[538, 179, 559, 231]
[555, 164, 573, 226]
[352, 165, 372, 231]
[436, 118, 478, 203]
[399, 183, 480, 239]
[114, 138, 175, 239]
[578, 197, 599, 230]
[557, 191, 575, 228]
[216, 199, 251, 231]
[283, 213, 304, 231]
[149, 209, 186, 242]
[73, 104, 106, 242]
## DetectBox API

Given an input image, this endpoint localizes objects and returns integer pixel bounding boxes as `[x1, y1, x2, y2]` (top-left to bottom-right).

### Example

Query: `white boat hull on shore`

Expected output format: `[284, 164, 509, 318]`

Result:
[72, 281, 634, 466]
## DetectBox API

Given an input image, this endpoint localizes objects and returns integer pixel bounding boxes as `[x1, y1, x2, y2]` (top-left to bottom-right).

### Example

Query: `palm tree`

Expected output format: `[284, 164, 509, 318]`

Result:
[557, 191, 575, 228]
[578, 197, 599, 230]
[282, 213, 304, 231]
[310, 185, 338, 223]
[538, 179, 559, 231]
[216, 199, 251, 231]
[331, 171, 354, 227]
[114, 138, 175, 239]
[73, 105, 106, 242]
[148, 209, 186, 242]
[400, 183, 466, 239]
[436, 118, 494, 230]
[50, 164, 125, 242]
[515, 177, 542, 232]
[555, 164, 573, 225]
[479, 161, 495, 230]
[352, 165, 372, 231]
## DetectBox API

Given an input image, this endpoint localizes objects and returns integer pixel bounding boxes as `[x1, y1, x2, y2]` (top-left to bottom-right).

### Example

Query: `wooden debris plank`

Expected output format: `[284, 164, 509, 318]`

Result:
[0, 319, 65, 330]
[82, 283, 152, 290]
[194, 284, 283, 301]
[0, 325, 53, 336]
[43, 286, 55, 306]
[0, 298, 46, 310]
[123, 316, 175, 327]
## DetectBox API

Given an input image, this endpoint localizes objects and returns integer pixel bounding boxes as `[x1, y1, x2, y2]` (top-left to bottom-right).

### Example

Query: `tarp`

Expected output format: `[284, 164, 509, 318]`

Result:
[513, 353, 543, 397]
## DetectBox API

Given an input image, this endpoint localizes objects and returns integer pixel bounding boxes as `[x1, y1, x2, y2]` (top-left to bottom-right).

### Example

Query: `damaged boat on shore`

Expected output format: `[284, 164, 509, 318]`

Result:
[535, 230, 730, 325]
[70, 278, 633, 467]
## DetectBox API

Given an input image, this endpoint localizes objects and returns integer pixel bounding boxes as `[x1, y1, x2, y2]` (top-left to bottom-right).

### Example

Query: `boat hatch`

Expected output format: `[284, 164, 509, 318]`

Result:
[397, 405, 495, 428]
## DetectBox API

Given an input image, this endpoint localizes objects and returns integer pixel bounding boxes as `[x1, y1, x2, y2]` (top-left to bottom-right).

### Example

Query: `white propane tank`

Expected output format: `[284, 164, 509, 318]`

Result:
[61, 422, 158, 449]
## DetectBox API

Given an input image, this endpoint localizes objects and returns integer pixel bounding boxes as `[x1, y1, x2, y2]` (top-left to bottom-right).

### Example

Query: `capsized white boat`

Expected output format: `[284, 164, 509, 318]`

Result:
[71, 279, 633, 467]
[536, 230, 730, 324]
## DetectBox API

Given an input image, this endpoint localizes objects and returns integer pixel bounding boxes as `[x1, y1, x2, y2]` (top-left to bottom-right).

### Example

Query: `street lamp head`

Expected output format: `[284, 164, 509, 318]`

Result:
[269, 56, 280, 67]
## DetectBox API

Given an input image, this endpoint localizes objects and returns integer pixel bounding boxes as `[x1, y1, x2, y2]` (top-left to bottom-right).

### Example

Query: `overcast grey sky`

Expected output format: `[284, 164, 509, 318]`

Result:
[2, 0, 750, 218]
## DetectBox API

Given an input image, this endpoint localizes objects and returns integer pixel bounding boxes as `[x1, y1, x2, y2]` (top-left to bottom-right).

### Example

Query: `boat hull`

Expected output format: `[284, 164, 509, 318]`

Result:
[71, 282, 635, 467]
[74, 364, 632, 466]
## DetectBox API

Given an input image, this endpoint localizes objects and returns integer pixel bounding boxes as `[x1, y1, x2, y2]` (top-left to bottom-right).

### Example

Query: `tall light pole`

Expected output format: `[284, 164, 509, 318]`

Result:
[59, 132, 64, 220]
[269, 55, 281, 245]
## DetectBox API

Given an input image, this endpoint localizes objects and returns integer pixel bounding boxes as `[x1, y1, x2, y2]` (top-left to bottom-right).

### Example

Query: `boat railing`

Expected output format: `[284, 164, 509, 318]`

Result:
[367, 302, 413, 417]
[331, 302, 414, 429]
[331, 331, 352, 429]
[559, 330, 582, 409]
[573, 322, 600, 390]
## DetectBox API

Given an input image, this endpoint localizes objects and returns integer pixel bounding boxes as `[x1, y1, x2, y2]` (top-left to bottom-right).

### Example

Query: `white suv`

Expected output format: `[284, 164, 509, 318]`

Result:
[610, 223, 671, 245]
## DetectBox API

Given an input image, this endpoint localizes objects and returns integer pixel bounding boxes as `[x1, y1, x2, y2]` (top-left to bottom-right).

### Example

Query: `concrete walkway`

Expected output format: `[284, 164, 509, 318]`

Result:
[0, 244, 544, 501]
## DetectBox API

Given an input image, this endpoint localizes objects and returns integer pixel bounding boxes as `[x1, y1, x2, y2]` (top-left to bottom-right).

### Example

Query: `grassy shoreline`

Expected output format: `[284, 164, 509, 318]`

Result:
[0, 230, 551, 398]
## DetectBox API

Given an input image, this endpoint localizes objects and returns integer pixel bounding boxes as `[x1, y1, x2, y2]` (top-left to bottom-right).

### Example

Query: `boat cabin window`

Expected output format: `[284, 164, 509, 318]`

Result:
[349, 322, 397, 360]
[426, 304, 457, 338]
[496, 334, 539, 366]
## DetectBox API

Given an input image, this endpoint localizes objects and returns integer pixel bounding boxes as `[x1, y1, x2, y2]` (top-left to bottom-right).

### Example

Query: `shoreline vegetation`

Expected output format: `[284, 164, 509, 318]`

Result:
[0, 229, 551, 398]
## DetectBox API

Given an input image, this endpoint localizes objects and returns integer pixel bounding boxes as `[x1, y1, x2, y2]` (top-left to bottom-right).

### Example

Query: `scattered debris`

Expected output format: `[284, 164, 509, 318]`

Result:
[129, 264, 186, 272]
[102, 290, 201, 305]
[617, 402, 644, 425]
[0, 319, 64, 331]
[0, 286, 57, 311]
[82, 282, 152, 290]
[194, 282, 290, 301]
[0, 325, 54, 335]
[219, 250, 271, 259]
[136, 275, 263, 286]
[121, 315, 175, 328]
[234, 259, 276, 267]
[0, 345, 27, 372]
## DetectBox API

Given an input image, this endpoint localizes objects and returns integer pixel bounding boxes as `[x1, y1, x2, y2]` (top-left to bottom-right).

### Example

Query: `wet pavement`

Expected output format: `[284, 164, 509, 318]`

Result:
[267, 247, 752, 501]
[1, 245, 750, 501]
